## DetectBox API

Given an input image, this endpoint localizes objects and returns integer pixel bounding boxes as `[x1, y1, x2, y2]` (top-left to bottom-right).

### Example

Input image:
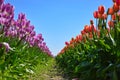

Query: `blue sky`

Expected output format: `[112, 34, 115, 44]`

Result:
[5, 0, 113, 56]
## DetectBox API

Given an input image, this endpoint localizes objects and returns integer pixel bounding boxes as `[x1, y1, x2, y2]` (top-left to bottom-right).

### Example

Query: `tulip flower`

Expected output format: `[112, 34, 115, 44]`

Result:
[0, 0, 4, 6]
[98, 13, 103, 19]
[81, 30, 86, 35]
[111, 14, 116, 20]
[107, 7, 114, 15]
[116, 0, 120, 5]
[108, 20, 114, 28]
[102, 14, 107, 20]
[113, 2, 119, 12]
[93, 11, 99, 18]
[113, 0, 116, 2]
[98, 5, 105, 14]
[65, 41, 69, 46]
[84, 25, 90, 33]
[90, 20, 94, 25]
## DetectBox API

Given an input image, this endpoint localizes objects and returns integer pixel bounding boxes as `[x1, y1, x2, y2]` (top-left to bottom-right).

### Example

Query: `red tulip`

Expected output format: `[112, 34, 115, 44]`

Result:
[107, 7, 114, 15]
[65, 41, 69, 46]
[93, 11, 99, 18]
[84, 25, 90, 33]
[111, 14, 116, 20]
[108, 20, 114, 28]
[98, 5, 105, 14]
[116, 0, 120, 5]
[102, 14, 107, 19]
[89, 32, 93, 38]
[98, 13, 103, 19]
[113, 2, 119, 12]
[81, 30, 86, 35]
[90, 20, 94, 25]
[113, 0, 116, 2]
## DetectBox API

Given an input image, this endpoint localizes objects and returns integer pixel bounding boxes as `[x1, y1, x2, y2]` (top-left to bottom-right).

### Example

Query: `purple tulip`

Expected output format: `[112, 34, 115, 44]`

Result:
[0, 1, 52, 55]
[18, 13, 25, 21]
[0, 0, 4, 6]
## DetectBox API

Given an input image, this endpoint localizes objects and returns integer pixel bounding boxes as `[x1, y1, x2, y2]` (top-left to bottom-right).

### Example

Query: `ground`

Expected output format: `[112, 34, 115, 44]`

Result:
[29, 58, 67, 80]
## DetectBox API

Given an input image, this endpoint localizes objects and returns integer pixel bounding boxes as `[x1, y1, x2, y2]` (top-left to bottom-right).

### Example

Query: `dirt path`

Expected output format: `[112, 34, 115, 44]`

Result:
[29, 58, 67, 80]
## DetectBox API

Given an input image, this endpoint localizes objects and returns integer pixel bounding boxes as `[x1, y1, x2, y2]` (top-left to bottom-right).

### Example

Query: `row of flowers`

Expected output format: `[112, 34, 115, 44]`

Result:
[58, 0, 120, 55]
[56, 0, 120, 80]
[0, 0, 52, 56]
[0, 0, 52, 79]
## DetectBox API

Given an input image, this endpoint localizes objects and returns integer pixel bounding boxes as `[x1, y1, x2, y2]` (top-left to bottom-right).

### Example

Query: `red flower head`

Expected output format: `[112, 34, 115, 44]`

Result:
[84, 25, 90, 33]
[111, 14, 116, 20]
[65, 41, 69, 46]
[113, 0, 116, 2]
[108, 20, 114, 28]
[98, 5, 105, 14]
[113, 2, 119, 12]
[81, 30, 86, 35]
[90, 20, 94, 25]
[107, 7, 114, 15]
[116, 0, 120, 5]
[93, 11, 99, 18]
[102, 14, 107, 20]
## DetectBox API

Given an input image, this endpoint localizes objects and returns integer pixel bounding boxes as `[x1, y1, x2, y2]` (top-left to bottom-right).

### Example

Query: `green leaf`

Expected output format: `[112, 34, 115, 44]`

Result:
[102, 63, 114, 73]
[113, 70, 118, 80]
[109, 33, 116, 46]
[117, 27, 120, 32]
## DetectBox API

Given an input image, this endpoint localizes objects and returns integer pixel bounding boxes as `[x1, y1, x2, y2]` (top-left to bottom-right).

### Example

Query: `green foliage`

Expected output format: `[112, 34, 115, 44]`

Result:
[56, 11, 120, 80]
[56, 35, 120, 80]
[0, 37, 51, 80]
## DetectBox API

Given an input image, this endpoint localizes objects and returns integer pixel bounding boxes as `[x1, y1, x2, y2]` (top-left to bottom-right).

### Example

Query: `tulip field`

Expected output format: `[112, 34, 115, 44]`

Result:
[1, 0, 120, 80]
[0, 0, 53, 79]
[56, 0, 120, 80]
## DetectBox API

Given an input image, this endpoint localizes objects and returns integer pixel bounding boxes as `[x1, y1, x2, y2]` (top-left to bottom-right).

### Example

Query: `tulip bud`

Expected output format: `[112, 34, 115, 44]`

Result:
[90, 20, 94, 25]
[65, 42, 69, 46]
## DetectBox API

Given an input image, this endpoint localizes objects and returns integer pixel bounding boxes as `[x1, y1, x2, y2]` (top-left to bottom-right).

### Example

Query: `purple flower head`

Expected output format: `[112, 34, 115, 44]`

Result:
[33, 36, 39, 44]
[18, 13, 26, 21]
[43, 42, 46, 46]
[11, 19, 16, 26]
[0, 0, 4, 6]
[30, 31, 36, 37]
[29, 25, 34, 30]
[4, 3, 14, 15]
[0, 3, 14, 27]
[25, 25, 34, 34]
[37, 33, 44, 41]
[38, 43, 42, 49]
[21, 19, 27, 28]
[29, 41, 34, 47]
[25, 20, 30, 27]
[10, 30, 17, 37]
